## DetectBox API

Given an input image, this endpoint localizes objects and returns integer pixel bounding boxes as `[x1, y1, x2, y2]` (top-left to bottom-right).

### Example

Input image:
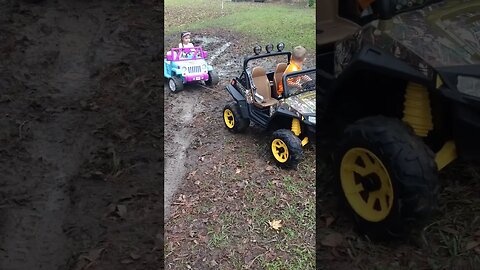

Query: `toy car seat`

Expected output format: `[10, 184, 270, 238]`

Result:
[273, 63, 287, 98]
[317, 0, 359, 46]
[252, 66, 278, 108]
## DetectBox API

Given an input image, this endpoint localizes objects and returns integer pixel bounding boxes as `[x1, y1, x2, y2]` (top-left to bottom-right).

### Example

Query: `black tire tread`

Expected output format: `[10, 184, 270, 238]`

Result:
[206, 70, 219, 86]
[223, 102, 249, 133]
[336, 115, 439, 238]
[271, 129, 303, 169]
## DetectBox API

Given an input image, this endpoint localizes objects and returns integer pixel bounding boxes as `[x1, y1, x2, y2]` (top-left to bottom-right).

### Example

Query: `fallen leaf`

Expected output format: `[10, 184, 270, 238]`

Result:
[236, 168, 241, 174]
[83, 247, 105, 262]
[325, 216, 335, 228]
[265, 165, 274, 171]
[130, 252, 141, 260]
[321, 233, 344, 247]
[268, 219, 282, 230]
[116, 205, 127, 218]
[466, 241, 480, 251]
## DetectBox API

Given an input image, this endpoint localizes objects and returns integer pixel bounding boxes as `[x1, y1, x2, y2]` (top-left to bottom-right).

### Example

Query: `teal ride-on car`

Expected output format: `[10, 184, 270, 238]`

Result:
[164, 46, 219, 92]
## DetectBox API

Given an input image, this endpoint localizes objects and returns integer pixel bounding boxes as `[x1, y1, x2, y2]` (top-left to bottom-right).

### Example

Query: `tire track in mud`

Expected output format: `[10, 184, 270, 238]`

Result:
[0, 2, 112, 269]
[163, 36, 235, 220]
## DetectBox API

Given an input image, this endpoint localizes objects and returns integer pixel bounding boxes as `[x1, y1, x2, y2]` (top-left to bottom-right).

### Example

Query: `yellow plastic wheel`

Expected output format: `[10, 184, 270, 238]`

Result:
[223, 103, 249, 133]
[271, 138, 289, 163]
[224, 108, 234, 129]
[340, 148, 394, 222]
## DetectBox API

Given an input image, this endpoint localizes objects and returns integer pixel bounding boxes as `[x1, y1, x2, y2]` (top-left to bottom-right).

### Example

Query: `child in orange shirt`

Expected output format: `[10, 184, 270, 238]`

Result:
[277, 46, 310, 96]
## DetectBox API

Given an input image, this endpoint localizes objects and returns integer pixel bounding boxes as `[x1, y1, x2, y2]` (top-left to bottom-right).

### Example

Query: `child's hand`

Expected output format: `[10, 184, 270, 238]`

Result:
[302, 75, 312, 81]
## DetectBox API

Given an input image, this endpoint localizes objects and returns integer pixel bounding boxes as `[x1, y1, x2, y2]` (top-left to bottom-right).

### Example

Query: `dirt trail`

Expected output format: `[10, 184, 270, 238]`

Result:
[0, 1, 163, 269]
[163, 35, 234, 219]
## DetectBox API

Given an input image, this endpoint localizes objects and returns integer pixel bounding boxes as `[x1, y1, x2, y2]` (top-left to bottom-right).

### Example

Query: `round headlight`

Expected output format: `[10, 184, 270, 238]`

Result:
[202, 64, 207, 69]
[253, 45, 262, 55]
[277, 42, 285, 52]
[266, 44, 274, 53]
[182, 66, 187, 72]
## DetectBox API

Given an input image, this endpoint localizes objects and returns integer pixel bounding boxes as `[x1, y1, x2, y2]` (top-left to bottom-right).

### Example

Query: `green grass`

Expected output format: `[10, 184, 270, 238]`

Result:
[261, 247, 315, 270]
[165, 0, 315, 49]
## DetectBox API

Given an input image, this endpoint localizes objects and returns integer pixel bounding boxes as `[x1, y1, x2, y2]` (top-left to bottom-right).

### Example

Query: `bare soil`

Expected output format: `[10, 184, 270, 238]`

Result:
[0, 1, 163, 269]
[164, 30, 317, 269]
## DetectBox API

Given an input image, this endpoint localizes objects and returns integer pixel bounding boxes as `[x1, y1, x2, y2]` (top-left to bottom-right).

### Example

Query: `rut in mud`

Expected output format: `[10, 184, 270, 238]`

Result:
[0, 1, 163, 269]
[163, 34, 237, 220]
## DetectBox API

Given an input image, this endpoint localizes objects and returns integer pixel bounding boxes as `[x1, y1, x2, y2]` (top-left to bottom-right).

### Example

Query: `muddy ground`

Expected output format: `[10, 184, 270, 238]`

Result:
[163, 30, 317, 219]
[164, 30, 317, 269]
[0, 1, 163, 269]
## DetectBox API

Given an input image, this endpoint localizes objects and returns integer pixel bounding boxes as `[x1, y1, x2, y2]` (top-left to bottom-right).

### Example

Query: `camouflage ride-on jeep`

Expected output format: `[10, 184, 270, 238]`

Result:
[223, 43, 316, 168]
[317, 0, 480, 237]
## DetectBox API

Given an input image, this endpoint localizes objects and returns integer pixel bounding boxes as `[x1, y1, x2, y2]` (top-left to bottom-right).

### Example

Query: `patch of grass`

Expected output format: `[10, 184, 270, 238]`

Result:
[165, 0, 315, 49]
[208, 224, 230, 248]
[261, 247, 315, 270]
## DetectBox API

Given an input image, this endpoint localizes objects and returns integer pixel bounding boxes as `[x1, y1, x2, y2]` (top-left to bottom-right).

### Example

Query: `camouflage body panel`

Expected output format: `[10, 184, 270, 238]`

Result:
[335, 0, 480, 77]
[279, 91, 316, 115]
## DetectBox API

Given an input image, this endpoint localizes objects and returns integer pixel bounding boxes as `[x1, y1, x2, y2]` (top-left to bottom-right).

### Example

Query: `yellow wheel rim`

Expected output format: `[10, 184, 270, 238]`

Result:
[224, 109, 234, 128]
[340, 148, 394, 222]
[272, 139, 289, 163]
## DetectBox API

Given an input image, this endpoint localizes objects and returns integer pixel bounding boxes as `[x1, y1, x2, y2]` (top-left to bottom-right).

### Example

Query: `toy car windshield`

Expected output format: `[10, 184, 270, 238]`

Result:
[283, 69, 316, 97]
[165, 47, 207, 61]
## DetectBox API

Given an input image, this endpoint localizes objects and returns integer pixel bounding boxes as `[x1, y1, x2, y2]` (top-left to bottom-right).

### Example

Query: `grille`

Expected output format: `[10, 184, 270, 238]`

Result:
[188, 66, 201, 74]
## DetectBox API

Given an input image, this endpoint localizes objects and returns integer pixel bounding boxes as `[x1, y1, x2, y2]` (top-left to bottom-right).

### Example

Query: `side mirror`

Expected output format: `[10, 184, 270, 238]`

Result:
[202, 51, 208, 58]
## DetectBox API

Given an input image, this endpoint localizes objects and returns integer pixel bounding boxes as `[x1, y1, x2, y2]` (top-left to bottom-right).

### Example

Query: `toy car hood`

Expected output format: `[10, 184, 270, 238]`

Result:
[372, 0, 480, 67]
[282, 91, 316, 115]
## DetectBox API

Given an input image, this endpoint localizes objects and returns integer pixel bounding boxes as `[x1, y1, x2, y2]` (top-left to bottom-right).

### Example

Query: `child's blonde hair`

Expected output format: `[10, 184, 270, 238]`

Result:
[292, 46, 306, 62]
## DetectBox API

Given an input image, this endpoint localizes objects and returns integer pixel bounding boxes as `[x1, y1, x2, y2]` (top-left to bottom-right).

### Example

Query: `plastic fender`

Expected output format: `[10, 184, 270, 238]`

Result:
[173, 68, 183, 76]
[342, 45, 430, 85]
[164, 61, 172, 78]
[226, 84, 245, 101]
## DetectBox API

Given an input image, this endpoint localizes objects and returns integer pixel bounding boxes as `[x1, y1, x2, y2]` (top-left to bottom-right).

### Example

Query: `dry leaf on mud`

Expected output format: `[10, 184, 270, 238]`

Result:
[268, 219, 282, 230]
[325, 216, 335, 228]
[84, 247, 105, 262]
[321, 233, 344, 247]
[265, 165, 274, 171]
[129, 252, 141, 260]
[466, 241, 480, 251]
[116, 204, 127, 218]
[236, 168, 241, 174]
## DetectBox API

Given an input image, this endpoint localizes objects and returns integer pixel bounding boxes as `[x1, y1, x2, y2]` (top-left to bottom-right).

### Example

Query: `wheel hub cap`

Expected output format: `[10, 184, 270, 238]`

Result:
[340, 148, 394, 222]
[169, 79, 176, 91]
[272, 139, 289, 163]
[224, 109, 234, 128]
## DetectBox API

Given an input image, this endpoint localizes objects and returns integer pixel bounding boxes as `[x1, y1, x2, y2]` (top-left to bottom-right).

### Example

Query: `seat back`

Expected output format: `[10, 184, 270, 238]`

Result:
[273, 63, 287, 97]
[317, 0, 337, 23]
[252, 66, 272, 100]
